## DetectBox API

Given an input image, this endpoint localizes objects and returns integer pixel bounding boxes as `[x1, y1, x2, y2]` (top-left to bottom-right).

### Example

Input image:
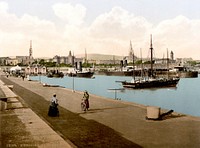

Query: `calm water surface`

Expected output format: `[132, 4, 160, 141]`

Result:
[30, 75, 200, 117]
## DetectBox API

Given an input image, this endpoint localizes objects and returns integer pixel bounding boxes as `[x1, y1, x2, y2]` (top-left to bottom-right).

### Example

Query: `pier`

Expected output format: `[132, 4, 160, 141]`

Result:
[1, 74, 200, 147]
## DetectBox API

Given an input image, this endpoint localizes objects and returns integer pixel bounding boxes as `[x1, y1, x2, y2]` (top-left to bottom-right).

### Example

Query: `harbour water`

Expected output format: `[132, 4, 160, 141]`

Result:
[30, 74, 200, 117]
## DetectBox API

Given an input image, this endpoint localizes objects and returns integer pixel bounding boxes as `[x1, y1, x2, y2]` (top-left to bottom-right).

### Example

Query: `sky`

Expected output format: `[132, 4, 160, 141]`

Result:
[0, 0, 200, 60]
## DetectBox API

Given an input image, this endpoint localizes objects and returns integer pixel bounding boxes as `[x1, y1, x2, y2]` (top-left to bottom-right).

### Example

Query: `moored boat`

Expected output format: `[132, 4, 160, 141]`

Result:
[121, 35, 180, 89]
[47, 70, 64, 78]
[67, 70, 94, 78]
[102, 70, 133, 76]
[76, 71, 94, 78]
[66, 55, 94, 78]
[122, 77, 179, 89]
[67, 59, 94, 78]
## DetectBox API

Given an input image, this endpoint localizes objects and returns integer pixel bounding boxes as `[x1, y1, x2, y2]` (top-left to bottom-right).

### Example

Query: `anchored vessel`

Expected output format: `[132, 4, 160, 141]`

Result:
[67, 61, 94, 78]
[68, 70, 94, 78]
[47, 70, 64, 78]
[121, 35, 180, 89]
[76, 71, 94, 78]
[122, 77, 180, 89]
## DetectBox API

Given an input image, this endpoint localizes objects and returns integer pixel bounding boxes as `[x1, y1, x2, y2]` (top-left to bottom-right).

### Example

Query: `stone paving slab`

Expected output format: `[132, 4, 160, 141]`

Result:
[14, 108, 71, 148]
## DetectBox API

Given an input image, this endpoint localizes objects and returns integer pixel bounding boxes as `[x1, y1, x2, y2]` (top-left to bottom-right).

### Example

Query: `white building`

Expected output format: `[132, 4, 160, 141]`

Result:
[25, 64, 47, 75]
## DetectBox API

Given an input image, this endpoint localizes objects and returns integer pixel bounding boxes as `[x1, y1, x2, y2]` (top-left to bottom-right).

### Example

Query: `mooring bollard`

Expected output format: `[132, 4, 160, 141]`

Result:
[146, 106, 161, 120]
[7, 85, 13, 91]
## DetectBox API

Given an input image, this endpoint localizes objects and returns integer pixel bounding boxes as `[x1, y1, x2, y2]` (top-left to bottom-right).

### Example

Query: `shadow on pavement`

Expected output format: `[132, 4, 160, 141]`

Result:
[78, 106, 127, 114]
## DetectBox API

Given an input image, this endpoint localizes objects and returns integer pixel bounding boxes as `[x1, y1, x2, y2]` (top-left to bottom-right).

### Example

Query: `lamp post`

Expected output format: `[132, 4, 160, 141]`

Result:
[107, 88, 124, 100]
[72, 75, 75, 92]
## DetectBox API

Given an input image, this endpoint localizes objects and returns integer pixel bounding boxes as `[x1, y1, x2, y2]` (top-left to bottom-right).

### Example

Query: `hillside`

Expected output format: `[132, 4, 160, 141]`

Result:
[76, 53, 125, 61]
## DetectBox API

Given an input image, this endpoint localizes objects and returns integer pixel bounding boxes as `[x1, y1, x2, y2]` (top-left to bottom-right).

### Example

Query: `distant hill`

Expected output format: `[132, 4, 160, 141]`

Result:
[76, 53, 125, 61]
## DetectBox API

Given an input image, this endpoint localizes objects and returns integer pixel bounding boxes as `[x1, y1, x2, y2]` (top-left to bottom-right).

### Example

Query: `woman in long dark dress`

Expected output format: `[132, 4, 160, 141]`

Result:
[48, 93, 59, 117]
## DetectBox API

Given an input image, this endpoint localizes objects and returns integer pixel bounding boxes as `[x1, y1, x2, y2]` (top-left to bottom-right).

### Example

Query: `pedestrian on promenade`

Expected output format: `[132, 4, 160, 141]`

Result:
[48, 93, 59, 117]
[6, 72, 9, 78]
[83, 90, 90, 110]
[21, 74, 25, 81]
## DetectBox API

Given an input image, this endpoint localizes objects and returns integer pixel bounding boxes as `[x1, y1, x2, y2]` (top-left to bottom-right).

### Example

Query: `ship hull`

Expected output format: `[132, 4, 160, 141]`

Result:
[156, 71, 198, 78]
[76, 72, 94, 78]
[122, 78, 180, 89]
[47, 71, 64, 78]
[68, 71, 94, 78]
[104, 71, 133, 76]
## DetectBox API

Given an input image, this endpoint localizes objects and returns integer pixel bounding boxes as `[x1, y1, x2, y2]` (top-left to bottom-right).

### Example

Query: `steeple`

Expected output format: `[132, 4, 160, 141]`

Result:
[129, 40, 134, 58]
[170, 50, 174, 60]
[29, 40, 33, 58]
[28, 40, 33, 65]
[69, 50, 72, 56]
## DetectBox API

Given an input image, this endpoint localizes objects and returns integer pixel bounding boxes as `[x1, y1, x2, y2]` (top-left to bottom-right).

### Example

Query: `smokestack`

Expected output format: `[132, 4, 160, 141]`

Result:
[79, 62, 82, 71]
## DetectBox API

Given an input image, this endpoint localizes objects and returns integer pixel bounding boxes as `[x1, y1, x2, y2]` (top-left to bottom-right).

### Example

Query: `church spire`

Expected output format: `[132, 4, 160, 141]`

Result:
[69, 50, 72, 56]
[129, 40, 133, 57]
[28, 40, 33, 65]
[29, 40, 32, 58]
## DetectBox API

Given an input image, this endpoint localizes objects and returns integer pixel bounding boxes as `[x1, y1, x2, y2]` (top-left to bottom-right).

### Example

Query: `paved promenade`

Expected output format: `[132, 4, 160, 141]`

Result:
[1, 74, 200, 147]
[0, 78, 73, 148]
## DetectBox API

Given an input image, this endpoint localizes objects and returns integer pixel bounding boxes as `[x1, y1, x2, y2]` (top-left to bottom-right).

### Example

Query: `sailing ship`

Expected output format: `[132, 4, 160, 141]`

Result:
[121, 35, 180, 89]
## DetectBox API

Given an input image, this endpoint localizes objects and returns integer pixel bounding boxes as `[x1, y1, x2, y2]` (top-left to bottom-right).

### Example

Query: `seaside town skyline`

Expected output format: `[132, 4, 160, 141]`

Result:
[0, 0, 200, 60]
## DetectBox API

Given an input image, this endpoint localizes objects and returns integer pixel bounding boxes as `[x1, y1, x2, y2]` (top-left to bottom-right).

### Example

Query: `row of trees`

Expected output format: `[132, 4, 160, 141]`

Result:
[32, 59, 154, 68]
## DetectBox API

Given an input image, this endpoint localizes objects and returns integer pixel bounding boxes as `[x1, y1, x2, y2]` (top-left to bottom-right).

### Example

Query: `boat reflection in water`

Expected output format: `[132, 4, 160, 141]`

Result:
[121, 35, 180, 89]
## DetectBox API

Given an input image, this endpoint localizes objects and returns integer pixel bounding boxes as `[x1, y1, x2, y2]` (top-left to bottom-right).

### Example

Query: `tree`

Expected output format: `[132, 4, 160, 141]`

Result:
[39, 59, 45, 65]
[187, 61, 197, 66]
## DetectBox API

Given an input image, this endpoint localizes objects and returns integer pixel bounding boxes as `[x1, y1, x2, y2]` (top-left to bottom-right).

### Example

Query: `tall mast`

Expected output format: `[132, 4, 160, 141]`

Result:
[150, 34, 153, 77]
[167, 48, 169, 79]
[84, 48, 87, 64]
[140, 48, 143, 78]
[130, 40, 135, 80]
[72, 51, 75, 66]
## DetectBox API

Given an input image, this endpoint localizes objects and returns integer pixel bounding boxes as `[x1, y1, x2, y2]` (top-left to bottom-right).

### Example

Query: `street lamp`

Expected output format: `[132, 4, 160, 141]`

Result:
[72, 74, 75, 92]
